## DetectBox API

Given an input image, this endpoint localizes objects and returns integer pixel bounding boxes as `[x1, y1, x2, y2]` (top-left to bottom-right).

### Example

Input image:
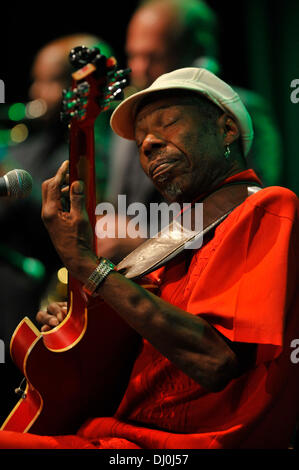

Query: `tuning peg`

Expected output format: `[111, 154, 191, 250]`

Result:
[69, 45, 100, 70]
[60, 107, 87, 123]
[69, 46, 89, 69]
[76, 82, 90, 96]
[104, 79, 127, 96]
[106, 56, 118, 71]
[87, 47, 102, 63]
[62, 88, 75, 100]
[112, 88, 124, 100]
[98, 87, 124, 109]
[61, 90, 88, 124]
[93, 53, 108, 75]
[69, 45, 114, 76]
[113, 68, 131, 81]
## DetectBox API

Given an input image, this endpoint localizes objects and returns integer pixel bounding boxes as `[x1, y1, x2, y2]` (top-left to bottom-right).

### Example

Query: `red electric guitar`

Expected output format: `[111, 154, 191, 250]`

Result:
[1, 47, 143, 435]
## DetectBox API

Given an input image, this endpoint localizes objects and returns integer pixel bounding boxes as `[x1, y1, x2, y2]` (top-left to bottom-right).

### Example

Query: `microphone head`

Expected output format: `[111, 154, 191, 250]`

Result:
[5, 169, 33, 199]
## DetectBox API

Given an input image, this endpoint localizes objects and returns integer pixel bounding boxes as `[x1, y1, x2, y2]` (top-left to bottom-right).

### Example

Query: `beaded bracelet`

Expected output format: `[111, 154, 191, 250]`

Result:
[82, 257, 115, 297]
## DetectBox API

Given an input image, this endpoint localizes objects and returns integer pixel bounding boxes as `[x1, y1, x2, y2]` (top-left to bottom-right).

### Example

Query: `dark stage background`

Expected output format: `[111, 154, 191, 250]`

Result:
[0, 0, 299, 194]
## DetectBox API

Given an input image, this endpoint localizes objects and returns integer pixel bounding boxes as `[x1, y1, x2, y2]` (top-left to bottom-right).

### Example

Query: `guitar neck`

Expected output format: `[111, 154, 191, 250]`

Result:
[69, 119, 96, 251]
[61, 47, 130, 269]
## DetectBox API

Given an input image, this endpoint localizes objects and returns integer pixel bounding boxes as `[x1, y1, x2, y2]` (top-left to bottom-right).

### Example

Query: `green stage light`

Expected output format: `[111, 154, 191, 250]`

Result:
[8, 103, 26, 121]
[0, 244, 45, 281]
[22, 257, 46, 280]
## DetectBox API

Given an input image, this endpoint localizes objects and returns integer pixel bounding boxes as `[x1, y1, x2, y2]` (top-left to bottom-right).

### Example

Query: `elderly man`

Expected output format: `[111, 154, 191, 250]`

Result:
[103, 0, 282, 264]
[0, 68, 298, 449]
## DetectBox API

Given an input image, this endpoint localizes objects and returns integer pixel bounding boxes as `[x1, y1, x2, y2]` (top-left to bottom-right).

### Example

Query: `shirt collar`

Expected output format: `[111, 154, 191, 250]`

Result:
[194, 168, 263, 203]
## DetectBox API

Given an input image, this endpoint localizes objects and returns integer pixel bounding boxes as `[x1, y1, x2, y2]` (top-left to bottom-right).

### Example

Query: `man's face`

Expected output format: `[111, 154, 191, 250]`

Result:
[29, 45, 68, 121]
[134, 94, 226, 202]
[125, 8, 179, 90]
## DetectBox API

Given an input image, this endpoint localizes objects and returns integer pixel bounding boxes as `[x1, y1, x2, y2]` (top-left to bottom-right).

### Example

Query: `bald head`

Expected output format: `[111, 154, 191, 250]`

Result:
[126, 0, 218, 90]
[126, 2, 182, 90]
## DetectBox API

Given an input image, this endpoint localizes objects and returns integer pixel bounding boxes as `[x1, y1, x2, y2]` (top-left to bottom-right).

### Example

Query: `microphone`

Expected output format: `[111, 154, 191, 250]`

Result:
[0, 169, 33, 198]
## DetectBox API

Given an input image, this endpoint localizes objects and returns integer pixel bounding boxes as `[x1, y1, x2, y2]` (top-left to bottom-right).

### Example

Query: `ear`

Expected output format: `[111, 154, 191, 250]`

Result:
[217, 113, 240, 145]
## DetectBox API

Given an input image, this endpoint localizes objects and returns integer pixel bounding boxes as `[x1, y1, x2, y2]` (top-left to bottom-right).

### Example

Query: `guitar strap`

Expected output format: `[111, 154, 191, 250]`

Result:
[116, 181, 262, 280]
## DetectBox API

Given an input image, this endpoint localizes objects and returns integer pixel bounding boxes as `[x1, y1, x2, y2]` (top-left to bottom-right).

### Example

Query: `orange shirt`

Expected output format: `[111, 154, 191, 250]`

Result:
[79, 170, 299, 449]
[1, 170, 298, 449]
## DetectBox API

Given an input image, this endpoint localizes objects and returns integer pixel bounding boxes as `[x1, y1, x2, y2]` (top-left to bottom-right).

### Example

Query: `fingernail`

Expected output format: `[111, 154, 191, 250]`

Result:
[49, 317, 59, 326]
[73, 181, 84, 194]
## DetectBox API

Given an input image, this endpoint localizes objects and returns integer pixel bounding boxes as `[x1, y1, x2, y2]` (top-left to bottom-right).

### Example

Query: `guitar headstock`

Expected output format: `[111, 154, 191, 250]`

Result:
[61, 45, 130, 125]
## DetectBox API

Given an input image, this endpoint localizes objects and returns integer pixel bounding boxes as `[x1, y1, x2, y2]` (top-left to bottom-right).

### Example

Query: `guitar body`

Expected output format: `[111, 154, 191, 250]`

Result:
[1, 47, 140, 435]
[1, 290, 140, 435]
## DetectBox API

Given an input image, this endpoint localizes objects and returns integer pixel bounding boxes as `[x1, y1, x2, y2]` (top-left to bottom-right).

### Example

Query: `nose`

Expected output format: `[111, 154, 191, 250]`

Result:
[128, 55, 151, 89]
[142, 133, 166, 159]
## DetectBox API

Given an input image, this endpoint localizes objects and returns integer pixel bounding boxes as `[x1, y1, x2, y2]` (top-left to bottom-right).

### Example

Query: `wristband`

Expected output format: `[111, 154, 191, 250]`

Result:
[82, 257, 115, 297]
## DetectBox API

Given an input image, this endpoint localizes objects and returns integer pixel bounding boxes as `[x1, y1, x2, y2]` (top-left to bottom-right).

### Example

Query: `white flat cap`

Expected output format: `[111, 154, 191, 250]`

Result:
[110, 67, 254, 156]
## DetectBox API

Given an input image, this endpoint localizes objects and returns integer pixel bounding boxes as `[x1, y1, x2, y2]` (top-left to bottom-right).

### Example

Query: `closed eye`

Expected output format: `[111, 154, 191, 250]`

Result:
[135, 132, 145, 149]
[164, 118, 179, 128]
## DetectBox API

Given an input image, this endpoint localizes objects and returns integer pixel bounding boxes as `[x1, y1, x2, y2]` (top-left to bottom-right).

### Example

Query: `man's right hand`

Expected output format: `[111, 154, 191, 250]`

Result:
[36, 302, 68, 332]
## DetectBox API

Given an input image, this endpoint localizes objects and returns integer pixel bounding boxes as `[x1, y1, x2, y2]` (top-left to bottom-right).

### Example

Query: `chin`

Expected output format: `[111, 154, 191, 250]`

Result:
[162, 182, 184, 202]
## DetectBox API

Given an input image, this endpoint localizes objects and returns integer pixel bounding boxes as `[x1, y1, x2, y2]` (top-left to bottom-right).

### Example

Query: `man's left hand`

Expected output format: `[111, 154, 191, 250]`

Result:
[41, 160, 98, 284]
